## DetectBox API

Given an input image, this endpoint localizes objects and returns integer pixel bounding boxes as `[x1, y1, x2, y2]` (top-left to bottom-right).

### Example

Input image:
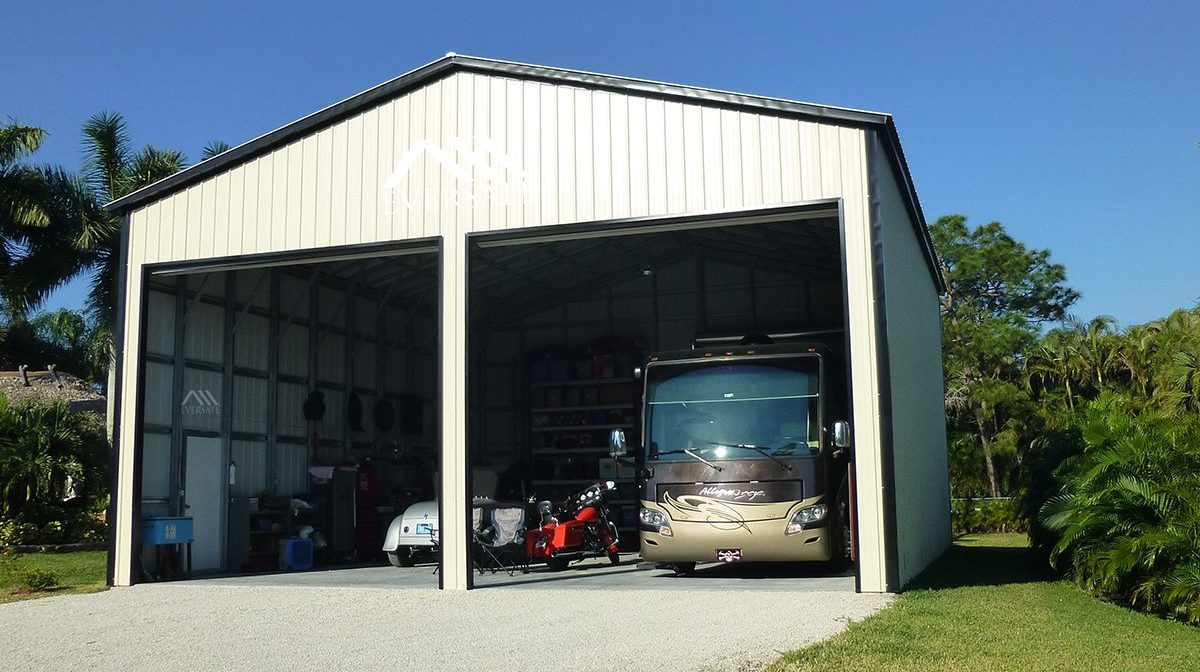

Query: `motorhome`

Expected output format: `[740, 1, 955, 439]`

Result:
[610, 337, 853, 575]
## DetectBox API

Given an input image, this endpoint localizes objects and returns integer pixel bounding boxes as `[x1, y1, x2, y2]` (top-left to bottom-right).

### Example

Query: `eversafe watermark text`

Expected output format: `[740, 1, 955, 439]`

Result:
[382, 136, 528, 215]
[181, 389, 220, 415]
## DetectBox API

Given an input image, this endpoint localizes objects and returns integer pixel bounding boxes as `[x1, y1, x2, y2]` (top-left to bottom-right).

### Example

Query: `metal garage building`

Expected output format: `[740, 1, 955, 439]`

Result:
[104, 54, 949, 592]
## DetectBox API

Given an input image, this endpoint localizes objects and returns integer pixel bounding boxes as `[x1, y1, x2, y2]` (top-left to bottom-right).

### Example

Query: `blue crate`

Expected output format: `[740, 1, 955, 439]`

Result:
[140, 517, 194, 545]
[279, 538, 314, 571]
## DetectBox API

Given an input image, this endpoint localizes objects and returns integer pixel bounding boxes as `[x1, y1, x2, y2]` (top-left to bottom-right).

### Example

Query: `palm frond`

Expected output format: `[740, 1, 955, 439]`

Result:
[0, 122, 46, 166]
[81, 111, 132, 201]
[118, 145, 185, 198]
[201, 140, 231, 160]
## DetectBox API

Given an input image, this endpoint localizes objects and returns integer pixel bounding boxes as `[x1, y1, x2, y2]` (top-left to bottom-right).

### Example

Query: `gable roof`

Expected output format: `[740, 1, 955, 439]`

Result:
[105, 54, 941, 291]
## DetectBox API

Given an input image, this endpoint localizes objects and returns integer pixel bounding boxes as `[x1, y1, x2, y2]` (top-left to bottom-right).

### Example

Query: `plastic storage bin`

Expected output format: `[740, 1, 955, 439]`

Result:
[279, 538, 314, 571]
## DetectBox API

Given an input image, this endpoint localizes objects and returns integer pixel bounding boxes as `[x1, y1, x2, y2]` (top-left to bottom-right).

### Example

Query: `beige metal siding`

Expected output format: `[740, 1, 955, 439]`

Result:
[124, 72, 873, 265]
[113, 70, 891, 590]
[875, 143, 952, 586]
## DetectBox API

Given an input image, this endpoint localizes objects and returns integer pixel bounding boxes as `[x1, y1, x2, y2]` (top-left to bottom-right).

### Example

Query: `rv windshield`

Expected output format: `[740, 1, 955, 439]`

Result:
[645, 358, 820, 463]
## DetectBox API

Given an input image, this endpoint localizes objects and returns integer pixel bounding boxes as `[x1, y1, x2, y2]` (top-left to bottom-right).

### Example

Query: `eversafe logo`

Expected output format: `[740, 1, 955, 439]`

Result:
[381, 136, 528, 215]
[181, 389, 220, 415]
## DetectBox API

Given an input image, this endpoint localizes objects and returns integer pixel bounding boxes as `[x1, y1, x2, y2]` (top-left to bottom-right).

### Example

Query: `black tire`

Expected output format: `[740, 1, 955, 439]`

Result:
[672, 562, 696, 576]
[388, 547, 416, 568]
[607, 550, 621, 565]
[826, 479, 852, 573]
[546, 555, 570, 571]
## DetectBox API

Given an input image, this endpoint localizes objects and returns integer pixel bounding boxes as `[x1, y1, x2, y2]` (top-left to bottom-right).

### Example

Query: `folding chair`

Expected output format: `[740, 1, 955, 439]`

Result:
[473, 505, 529, 575]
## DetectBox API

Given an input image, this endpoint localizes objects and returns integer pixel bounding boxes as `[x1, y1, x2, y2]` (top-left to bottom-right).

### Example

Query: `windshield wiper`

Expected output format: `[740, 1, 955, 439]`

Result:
[737, 443, 794, 472]
[655, 448, 724, 472]
[702, 441, 793, 472]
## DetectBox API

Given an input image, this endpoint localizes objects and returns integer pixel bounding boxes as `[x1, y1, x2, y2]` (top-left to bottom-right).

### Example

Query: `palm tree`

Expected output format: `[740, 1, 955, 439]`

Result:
[0, 123, 95, 315]
[30, 308, 87, 349]
[0, 396, 103, 516]
[75, 111, 186, 330]
[1081, 315, 1119, 388]
[201, 140, 231, 160]
[1116, 325, 1157, 399]
[0, 123, 49, 231]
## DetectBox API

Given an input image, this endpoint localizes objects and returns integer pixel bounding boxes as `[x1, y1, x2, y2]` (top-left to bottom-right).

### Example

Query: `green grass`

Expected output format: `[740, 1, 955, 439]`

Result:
[0, 550, 107, 603]
[766, 533, 1200, 672]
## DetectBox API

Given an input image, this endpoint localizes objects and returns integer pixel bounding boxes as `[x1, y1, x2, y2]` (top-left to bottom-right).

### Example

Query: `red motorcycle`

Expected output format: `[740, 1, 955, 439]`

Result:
[525, 480, 621, 571]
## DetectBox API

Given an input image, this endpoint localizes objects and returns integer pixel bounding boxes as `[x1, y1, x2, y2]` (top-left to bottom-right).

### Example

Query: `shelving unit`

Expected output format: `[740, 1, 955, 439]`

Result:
[528, 351, 643, 546]
[243, 508, 289, 570]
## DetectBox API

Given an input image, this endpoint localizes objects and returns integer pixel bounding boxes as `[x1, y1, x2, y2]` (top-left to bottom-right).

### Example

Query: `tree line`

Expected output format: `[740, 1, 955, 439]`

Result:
[935, 213, 1200, 624]
[0, 115, 227, 383]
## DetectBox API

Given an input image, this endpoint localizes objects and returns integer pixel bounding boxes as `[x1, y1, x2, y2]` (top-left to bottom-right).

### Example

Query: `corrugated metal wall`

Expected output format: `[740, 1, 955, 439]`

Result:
[124, 71, 867, 265]
[478, 253, 840, 458]
[135, 268, 437, 540]
[875, 143, 951, 587]
[115, 69, 889, 590]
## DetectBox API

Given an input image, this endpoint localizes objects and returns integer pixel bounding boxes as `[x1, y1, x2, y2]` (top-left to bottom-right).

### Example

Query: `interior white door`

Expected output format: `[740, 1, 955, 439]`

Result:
[184, 436, 224, 571]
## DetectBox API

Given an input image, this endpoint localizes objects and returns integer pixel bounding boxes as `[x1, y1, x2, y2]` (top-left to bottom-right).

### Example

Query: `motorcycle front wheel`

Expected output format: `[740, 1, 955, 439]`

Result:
[607, 550, 620, 565]
[546, 555, 570, 571]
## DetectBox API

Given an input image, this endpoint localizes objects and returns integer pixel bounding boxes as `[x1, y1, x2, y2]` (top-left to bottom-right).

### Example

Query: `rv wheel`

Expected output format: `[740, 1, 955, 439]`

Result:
[672, 562, 696, 576]
[826, 478, 852, 573]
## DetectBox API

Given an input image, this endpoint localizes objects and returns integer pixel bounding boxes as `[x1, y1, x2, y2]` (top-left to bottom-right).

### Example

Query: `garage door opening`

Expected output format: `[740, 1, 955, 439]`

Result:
[464, 208, 858, 589]
[133, 244, 440, 585]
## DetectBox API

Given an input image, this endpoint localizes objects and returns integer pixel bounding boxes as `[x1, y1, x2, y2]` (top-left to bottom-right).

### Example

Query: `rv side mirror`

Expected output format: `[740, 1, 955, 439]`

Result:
[608, 428, 628, 457]
[832, 421, 852, 450]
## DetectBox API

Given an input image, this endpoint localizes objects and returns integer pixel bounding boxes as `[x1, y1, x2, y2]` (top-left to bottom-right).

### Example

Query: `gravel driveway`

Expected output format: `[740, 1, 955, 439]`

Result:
[1, 577, 890, 672]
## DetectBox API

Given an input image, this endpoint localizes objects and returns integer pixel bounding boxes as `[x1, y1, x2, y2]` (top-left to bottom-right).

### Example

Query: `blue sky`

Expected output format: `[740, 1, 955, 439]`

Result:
[4, 2, 1197, 326]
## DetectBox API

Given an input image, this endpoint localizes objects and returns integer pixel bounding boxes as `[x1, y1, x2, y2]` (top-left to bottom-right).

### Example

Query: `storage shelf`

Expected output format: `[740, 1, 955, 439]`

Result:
[531, 447, 612, 455]
[530, 378, 634, 388]
[531, 404, 634, 413]
[531, 423, 634, 433]
[532, 478, 634, 486]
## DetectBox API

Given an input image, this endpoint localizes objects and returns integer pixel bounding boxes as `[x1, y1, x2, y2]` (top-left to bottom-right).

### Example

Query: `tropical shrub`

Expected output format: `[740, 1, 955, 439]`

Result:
[0, 398, 107, 545]
[1017, 425, 1085, 558]
[0, 502, 106, 546]
[951, 497, 1025, 536]
[1040, 393, 1200, 624]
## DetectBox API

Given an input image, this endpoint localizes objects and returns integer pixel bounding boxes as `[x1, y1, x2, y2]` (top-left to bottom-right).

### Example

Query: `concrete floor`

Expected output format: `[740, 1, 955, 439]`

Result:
[1, 556, 881, 672]
[192, 553, 857, 592]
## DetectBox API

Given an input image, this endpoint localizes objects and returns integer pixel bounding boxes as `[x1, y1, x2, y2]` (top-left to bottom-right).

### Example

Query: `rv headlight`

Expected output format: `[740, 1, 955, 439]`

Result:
[639, 508, 666, 526]
[786, 503, 828, 535]
[639, 507, 672, 536]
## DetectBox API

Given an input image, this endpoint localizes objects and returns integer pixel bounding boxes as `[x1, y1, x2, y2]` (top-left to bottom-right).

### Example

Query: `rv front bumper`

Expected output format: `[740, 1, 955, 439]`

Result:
[638, 497, 833, 563]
